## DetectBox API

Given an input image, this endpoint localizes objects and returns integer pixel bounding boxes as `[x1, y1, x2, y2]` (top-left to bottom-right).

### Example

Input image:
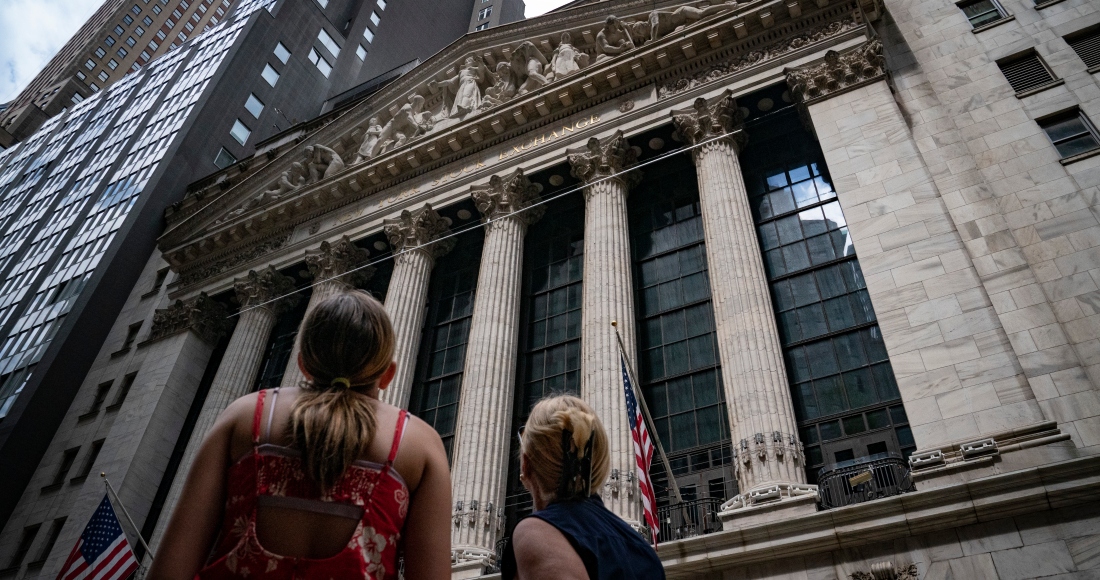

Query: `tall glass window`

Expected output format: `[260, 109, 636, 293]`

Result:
[630, 155, 732, 505]
[410, 228, 483, 460]
[504, 187, 584, 534]
[740, 105, 912, 482]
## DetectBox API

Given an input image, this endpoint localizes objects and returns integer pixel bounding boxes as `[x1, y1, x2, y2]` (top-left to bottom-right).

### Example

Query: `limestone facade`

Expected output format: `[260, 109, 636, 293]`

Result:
[3, 0, 1100, 577]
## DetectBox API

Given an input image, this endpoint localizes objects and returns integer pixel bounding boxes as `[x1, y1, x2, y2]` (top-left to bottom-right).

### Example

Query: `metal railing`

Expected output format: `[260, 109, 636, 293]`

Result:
[816, 452, 915, 509]
[656, 497, 724, 542]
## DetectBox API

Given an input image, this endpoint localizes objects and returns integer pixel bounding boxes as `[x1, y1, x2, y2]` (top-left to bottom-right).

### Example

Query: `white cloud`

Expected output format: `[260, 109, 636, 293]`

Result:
[524, 0, 574, 18]
[0, 0, 104, 103]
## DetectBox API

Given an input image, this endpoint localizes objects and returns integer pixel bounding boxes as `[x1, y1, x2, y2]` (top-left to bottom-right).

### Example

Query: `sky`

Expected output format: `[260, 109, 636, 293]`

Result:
[0, 0, 573, 105]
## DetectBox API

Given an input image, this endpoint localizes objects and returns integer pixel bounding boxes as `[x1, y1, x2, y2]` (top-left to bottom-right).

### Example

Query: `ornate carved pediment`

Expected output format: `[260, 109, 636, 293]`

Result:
[162, 0, 873, 286]
[148, 293, 231, 344]
[785, 38, 886, 105]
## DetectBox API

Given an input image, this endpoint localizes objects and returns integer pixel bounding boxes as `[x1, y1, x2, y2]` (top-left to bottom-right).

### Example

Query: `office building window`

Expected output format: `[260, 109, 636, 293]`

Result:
[71, 93, 84, 104]
[177, 32, 187, 42]
[363, 27, 374, 42]
[33, 518, 66, 565]
[123, 14, 133, 25]
[356, 44, 367, 60]
[143, 15, 153, 25]
[261, 63, 280, 86]
[156, 29, 165, 40]
[115, 24, 125, 35]
[76, 71, 86, 80]
[107, 59, 118, 70]
[152, 3, 161, 13]
[214, 147, 237, 168]
[273, 41, 290, 64]
[108, 373, 136, 410]
[308, 48, 332, 77]
[117, 47, 128, 57]
[998, 51, 1056, 93]
[370, 11, 380, 25]
[121, 323, 141, 350]
[105, 35, 116, 46]
[131, 3, 141, 13]
[9, 525, 40, 568]
[126, 36, 136, 46]
[317, 28, 340, 57]
[94, 47, 106, 58]
[230, 119, 251, 145]
[317, 0, 329, 7]
[478, 6, 492, 19]
[474, 22, 489, 31]
[97, 71, 109, 82]
[244, 93, 264, 118]
[72, 439, 104, 481]
[83, 381, 112, 417]
[1067, 27, 1100, 69]
[1039, 109, 1100, 159]
[89, 83, 99, 91]
[958, 0, 1007, 28]
[131, 63, 140, 72]
[135, 26, 145, 36]
[49, 448, 80, 487]
[377, 0, 386, 7]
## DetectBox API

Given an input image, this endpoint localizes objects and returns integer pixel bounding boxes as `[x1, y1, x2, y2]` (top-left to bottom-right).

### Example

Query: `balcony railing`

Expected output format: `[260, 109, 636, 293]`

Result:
[655, 497, 724, 543]
[817, 452, 915, 509]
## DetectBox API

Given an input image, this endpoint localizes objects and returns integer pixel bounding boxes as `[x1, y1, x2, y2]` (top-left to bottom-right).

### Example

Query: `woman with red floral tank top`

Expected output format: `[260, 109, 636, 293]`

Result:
[150, 290, 452, 580]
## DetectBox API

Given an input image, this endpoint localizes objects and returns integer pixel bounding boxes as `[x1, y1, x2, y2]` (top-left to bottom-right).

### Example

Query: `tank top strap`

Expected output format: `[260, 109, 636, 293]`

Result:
[251, 389, 267, 446]
[386, 410, 409, 466]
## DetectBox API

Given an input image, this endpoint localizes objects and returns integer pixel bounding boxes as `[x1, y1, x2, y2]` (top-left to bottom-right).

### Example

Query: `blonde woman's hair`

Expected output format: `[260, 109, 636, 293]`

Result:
[292, 290, 395, 490]
[519, 395, 610, 503]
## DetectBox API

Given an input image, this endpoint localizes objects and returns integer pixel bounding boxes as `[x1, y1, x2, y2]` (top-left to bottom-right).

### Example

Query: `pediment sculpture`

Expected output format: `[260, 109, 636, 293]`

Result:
[430, 55, 491, 120]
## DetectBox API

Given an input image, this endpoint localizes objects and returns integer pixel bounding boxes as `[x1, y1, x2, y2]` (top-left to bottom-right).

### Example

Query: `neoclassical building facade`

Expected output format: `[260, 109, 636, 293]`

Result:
[6, 0, 1100, 577]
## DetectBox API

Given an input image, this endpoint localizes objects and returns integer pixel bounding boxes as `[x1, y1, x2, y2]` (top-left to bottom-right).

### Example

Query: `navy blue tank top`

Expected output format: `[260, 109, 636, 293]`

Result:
[501, 495, 665, 580]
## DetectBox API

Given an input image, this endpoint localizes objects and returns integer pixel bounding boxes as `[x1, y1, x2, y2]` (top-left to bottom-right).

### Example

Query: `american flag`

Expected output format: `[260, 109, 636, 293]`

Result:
[56, 495, 139, 580]
[621, 354, 659, 545]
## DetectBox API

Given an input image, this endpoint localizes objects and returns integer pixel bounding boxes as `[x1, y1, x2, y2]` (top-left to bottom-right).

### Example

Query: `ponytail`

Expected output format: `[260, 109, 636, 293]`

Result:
[291, 290, 395, 490]
[520, 396, 610, 503]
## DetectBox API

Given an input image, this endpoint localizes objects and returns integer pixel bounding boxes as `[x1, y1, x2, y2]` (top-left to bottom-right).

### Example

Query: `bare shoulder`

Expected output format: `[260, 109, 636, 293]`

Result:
[513, 517, 587, 580]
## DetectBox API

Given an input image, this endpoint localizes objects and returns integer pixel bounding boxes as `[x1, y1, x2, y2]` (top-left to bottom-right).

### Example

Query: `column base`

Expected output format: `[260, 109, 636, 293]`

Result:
[718, 484, 818, 530]
[451, 558, 488, 580]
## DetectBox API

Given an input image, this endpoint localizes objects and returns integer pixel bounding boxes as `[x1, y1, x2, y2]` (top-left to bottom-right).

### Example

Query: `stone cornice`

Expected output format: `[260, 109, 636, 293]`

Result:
[146, 293, 231, 345]
[784, 37, 886, 106]
[161, 0, 871, 284]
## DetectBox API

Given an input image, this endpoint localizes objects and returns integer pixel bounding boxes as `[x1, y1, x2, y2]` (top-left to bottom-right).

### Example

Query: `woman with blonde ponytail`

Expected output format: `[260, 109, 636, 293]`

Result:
[502, 395, 664, 580]
[152, 291, 451, 580]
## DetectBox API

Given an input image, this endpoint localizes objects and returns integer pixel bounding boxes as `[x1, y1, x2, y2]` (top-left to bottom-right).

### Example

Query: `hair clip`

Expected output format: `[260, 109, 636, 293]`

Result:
[330, 377, 351, 389]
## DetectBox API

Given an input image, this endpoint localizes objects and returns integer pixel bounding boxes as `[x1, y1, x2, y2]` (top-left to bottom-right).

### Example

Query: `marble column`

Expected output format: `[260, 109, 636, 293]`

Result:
[566, 131, 642, 526]
[671, 90, 807, 495]
[380, 204, 455, 409]
[279, 236, 374, 389]
[451, 169, 543, 564]
[151, 266, 298, 548]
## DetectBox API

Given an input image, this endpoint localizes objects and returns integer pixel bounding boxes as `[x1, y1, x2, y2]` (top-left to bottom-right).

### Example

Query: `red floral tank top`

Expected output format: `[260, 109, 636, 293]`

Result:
[198, 389, 410, 579]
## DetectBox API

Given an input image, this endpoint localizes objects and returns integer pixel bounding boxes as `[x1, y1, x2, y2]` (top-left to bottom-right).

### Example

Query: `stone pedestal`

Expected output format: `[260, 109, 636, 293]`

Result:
[279, 236, 373, 389]
[671, 91, 807, 496]
[380, 205, 454, 409]
[450, 170, 542, 563]
[150, 267, 297, 548]
[567, 131, 642, 525]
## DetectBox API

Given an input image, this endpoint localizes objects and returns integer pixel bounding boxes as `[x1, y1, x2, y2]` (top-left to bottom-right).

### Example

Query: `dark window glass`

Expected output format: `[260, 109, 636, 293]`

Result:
[742, 107, 904, 483]
[10, 524, 40, 567]
[959, 0, 1005, 28]
[1039, 111, 1100, 159]
[411, 228, 483, 461]
[253, 285, 310, 392]
[35, 518, 66, 564]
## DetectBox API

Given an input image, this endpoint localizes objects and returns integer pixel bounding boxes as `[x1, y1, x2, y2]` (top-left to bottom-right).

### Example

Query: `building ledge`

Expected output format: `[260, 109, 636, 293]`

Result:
[1034, 0, 1068, 9]
[655, 454, 1100, 578]
[1089, 65, 1100, 75]
[109, 347, 131, 359]
[1015, 78, 1064, 98]
[39, 482, 63, 494]
[1060, 147, 1100, 166]
[971, 15, 1015, 34]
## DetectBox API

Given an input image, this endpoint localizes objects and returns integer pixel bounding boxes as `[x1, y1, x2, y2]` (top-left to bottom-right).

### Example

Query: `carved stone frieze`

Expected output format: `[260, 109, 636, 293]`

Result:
[470, 168, 544, 227]
[233, 265, 300, 315]
[304, 235, 375, 287]
[785, 38, 886, 104]
[383, 204, 456, 260]
[670, 89, 747, 152]
[177, 233, 291, 288]
[658, 16, 860, 98]
[850, 562, 919, 580]
[566, 130, 641, 190]
[148, 293, 231, 345]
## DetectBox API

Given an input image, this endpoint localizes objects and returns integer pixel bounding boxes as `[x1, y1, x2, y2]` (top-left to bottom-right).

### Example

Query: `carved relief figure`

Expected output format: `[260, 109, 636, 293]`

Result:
[261, 161, 307, 199]
[371, 94, 433, 157]
[305, 144, 345, 183]
[508, 41, 550, 95]
[481, 62, 514, 107]
[547, 32, 589, 81]
[354, 118, 384, 163]
[595, 16, 635, 62]
[431, 55, 489, 119]
[646, 1, 736, 44]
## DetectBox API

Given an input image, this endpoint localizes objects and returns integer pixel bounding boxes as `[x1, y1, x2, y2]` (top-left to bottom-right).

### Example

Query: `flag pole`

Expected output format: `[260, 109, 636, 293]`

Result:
[100, 473, 155, 563]
[611, 321, 683, 505]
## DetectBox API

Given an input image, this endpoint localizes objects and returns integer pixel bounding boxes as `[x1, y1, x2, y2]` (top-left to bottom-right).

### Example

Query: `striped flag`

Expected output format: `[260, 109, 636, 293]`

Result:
[621, 354, 659, 545]
[56, 495, 139, 580]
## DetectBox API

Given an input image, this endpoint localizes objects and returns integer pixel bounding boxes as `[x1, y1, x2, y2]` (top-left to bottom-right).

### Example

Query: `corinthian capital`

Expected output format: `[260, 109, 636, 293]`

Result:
[671, 89, 747, 152]
[471, 168, 545, 226]
[233, 265, 300, 314]
[149, 293, 231, 345]
[305, 236, 375, 288]
[785, 38, 886, 104]
[383, 204, 456, 259]
[566, 130, 641, 189]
